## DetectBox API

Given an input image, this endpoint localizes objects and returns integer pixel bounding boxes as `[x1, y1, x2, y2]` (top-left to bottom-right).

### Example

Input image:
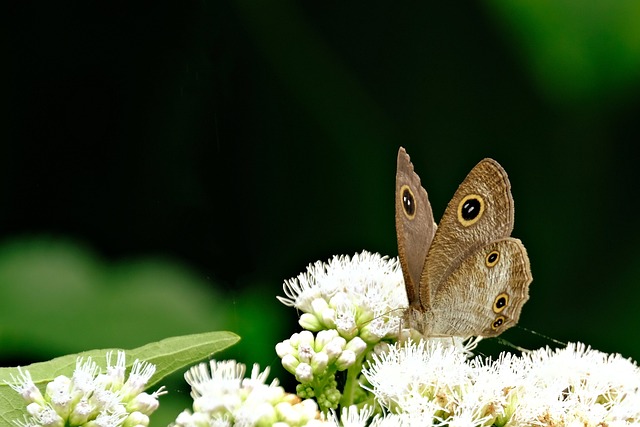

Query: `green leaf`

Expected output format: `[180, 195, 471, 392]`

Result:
[0, 331, 240, 426]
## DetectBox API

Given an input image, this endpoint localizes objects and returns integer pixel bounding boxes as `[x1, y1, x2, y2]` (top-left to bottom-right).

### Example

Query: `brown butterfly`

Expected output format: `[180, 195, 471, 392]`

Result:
[395, 147, 532, 338]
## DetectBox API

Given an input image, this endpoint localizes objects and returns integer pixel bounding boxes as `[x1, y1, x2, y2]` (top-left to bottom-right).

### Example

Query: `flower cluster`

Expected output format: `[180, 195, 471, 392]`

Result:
[363, 340, 640, 426]
[172, 360, 330, 427]
[278, 251, 406, 344]
[276, 252, 409, 411]
[275, 330, 368, 411]
[9, 351, 164, 427]
[277, 330, 367, 382]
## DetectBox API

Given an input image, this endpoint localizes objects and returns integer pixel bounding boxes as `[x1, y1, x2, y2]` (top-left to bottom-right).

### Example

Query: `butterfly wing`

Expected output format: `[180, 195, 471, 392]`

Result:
[426, 238, 531, 337]
[395, 147, 436, 309]
[421, 158, 515, 304]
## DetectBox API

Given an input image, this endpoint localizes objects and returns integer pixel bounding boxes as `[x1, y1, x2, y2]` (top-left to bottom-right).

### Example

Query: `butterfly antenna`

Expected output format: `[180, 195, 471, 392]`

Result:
[359, 307, 405, 327]
[495, 337, 531, 353]
[516, 325, 567, 346]
[354, 307, 408, 341]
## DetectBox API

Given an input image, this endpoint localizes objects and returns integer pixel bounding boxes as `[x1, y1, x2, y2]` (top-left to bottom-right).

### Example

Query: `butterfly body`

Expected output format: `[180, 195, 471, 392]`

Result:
[395, 148, 532, 338]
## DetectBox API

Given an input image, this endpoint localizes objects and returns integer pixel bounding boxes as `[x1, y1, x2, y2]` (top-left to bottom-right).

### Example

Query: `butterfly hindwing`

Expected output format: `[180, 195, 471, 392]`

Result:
[427, 238, 531, 337]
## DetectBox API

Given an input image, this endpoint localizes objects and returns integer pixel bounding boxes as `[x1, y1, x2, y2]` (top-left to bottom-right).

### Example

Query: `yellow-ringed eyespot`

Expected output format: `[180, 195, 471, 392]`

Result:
[493, 293, 509, 313]
[491, 315, 506, 331]
[400, 185, 416, 219]
[457, 194, 485, 226]
[485, 250, 500, 268]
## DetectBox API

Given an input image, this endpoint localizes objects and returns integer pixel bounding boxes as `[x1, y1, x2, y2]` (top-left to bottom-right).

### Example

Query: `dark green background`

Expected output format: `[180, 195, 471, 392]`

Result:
[4, 0, 640, 423]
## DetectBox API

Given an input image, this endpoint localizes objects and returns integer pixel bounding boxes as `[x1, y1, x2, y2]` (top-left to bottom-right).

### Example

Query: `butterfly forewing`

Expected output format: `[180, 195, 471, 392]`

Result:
[395, 147, 436, 309]
[421, 158, 515, 305]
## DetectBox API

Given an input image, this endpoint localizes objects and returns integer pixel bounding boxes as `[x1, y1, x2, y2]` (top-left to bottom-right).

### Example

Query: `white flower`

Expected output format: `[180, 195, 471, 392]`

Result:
[10, 368, 45, 405]
[362, 340, 640, 426]
[278, 252, 406, 343]
[277, 331, 368, 382]
[8, 351, 164, 427]
[363, 339, 474, 419]
[333, 405, 376, 427]
[173, 360, 331, 427]
[368, 412, 410, 427]
[513, 342, 640, 425]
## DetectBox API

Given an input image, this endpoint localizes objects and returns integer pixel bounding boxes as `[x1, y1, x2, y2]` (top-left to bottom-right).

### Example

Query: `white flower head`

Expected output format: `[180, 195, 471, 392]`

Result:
[363, 339, 473, 414]
[513, 342, 640, 425]
[278, 251, 407, 343]
[333, 404, 376, 427]
[8, 368, 45, 405]
[9, 351, 163, 427]
[174, 360, 331, 427]
[362, 340, 640, 426]
[277, 330, 368, 384]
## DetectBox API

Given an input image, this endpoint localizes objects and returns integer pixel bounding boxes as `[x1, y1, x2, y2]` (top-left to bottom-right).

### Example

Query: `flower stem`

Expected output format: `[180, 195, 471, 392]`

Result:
[339, 350, 367, 408]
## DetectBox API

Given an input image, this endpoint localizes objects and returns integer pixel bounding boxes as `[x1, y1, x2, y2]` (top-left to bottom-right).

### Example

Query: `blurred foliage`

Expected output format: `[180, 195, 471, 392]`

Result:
[4, 2, 640, 418]
[489, 0, 640, 107]
[0, 238, 285, 424]
[0, 238, 228, 355]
